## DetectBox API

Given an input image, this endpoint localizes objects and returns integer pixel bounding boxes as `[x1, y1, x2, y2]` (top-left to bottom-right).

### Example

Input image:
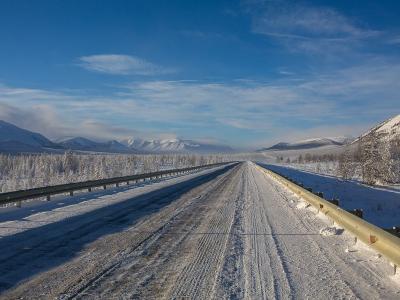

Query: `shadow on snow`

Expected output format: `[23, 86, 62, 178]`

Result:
[0, 164, 236, 293]
[258, 163, 400, 228]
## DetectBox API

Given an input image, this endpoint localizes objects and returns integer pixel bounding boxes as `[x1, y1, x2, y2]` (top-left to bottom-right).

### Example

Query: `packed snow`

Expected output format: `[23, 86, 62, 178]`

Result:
[296, 201, 310, 209]
[319, 226, 340, 236]
[0, 162, 398, 299]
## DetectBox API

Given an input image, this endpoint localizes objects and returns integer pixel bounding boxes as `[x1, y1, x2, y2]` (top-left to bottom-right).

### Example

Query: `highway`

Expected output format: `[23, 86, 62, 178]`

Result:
[0, 162, 398, 299]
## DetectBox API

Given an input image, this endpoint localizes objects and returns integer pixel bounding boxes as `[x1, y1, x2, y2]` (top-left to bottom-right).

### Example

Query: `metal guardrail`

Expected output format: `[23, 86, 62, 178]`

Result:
[256, 164, 400, 274]
[0, 162, 232, 207]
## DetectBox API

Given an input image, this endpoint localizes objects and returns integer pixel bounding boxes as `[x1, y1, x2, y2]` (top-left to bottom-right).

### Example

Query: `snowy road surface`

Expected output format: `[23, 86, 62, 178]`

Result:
[0, 162, 399, 299]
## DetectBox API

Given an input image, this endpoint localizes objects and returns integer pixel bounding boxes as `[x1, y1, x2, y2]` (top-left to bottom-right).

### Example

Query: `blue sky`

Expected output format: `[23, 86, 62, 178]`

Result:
[0, 0, 400, 148]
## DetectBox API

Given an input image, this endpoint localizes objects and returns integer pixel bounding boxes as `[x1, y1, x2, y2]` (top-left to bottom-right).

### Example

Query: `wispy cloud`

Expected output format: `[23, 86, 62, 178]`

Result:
[78, 54, 175, 75]
[245, 1, 380, 55]
[0, 101, 169, 142]
[253, 5, 372, 38]
[1, 59, 400, 146]
[387, 35, 400, 45]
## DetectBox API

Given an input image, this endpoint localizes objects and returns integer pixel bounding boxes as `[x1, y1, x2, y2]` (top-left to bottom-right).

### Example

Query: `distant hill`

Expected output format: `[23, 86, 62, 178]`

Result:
[0, 120, 62, 153]
[59, 137, 135, 154]
[0, 120, 234, 154]
[258, 137, 353, 152]
[121, 138, 234, 154]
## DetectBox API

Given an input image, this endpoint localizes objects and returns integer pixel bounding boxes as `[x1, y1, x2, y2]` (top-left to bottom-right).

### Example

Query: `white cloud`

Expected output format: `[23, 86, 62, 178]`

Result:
[387, 35, 400, 45]
[0, 102, 168, 142]
[78, 54, 174, 75]
[250, 2, 375, 39]
[246, 1, 379, 55]
[1, 59, 400, 145]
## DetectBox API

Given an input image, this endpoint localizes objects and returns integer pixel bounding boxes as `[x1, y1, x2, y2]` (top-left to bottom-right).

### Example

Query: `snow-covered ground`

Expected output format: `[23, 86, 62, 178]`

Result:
[281, 162, 340, 177]
[261, 163, 400, 228]
[0, 165, 230, 235]
[0, 162, 398, 299]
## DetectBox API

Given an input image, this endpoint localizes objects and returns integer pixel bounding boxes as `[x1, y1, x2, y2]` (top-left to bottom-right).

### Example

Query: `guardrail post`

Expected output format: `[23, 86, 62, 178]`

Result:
[329, 199, 340, 206]
[70, 191, 74, 196]
[46, 195, 51, 201]
[88, 187, 92, 192]
[116, 183, 119, 188]
[384, 226, 400, 238]
[126, 181, 129, 185]
[16, 200, 21, 208]
[103, 185, 107, 190]
[348, 209, 363, 219]
[369, 234, 377, 244]
[261, 164, 400, 272]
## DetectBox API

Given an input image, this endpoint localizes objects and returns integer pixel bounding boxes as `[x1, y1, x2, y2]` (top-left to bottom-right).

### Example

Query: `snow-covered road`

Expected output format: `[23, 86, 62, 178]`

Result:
[0, 162, 399, 299]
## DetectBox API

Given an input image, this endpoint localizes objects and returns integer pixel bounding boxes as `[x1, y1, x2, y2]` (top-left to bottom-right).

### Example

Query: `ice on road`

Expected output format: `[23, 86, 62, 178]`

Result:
[0, 162, 399, 299]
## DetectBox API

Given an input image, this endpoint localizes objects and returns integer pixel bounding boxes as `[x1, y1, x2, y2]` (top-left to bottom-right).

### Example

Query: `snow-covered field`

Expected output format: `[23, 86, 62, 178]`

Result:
[281, 162, 339, 177]
[262, 163, 400, 228]
[0, 162, 398, 299]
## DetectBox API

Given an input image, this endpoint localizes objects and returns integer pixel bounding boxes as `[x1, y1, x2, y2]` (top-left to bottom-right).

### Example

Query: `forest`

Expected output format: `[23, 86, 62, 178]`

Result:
[0, 153, 229, 193]
[278, 133, 400, 185]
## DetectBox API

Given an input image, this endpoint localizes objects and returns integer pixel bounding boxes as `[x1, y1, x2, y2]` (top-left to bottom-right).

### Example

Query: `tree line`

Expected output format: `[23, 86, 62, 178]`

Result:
[0, 153, 229, 193]
[277, 133, 400, 185]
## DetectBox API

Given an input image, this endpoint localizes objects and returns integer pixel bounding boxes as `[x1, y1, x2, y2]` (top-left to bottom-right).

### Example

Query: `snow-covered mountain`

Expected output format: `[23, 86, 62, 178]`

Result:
[258, 137, 352, 152]
[0, 120, 61, 153]
[59, 137, 134, 154]
[121, 138, 234, 153]
[353, 114, 400, 143]
[0, 120, 233, 154]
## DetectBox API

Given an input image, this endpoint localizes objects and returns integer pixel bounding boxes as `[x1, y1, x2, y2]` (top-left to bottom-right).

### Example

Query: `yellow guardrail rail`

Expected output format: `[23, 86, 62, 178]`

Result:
[256, 164, 400, 272]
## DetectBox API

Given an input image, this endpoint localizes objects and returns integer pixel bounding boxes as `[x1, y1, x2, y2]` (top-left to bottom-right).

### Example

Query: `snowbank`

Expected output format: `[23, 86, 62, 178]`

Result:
[319, 226, 339, 236]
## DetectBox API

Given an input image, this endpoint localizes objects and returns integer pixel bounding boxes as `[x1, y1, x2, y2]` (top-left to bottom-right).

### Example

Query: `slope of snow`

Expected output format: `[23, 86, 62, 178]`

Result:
[353, 114, 400, 143]
[376, 114, 400, 135]
[0, 120, 60, 153]
[261, 163, 400, 228]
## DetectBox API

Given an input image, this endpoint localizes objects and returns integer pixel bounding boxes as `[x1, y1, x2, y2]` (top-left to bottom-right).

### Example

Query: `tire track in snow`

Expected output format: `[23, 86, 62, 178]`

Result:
[215, 167, 246, 299]
[265, 172, 397, 299]
[0, 164, 237, 299]
[72, 164, 242, 299]
[253, 167, 358, 299]
[169, 164, 244, 299]
[2, 162, 400, 299]
[246, 164, 294, 299]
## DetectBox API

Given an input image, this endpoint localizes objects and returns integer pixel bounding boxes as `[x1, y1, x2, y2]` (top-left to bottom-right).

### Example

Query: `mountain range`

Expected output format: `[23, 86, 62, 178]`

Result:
[257, 137, 353, 152]
[120, 138, 233, 154]
[1, 114, 399, 154]
[258, 113, 400, 152]
[58, 137, 135, 154]
[0, 120, 234, 154]
[0, 120, 62, 153]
